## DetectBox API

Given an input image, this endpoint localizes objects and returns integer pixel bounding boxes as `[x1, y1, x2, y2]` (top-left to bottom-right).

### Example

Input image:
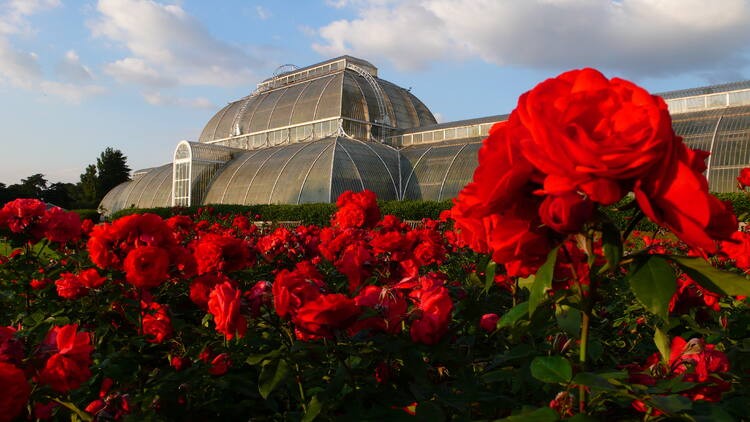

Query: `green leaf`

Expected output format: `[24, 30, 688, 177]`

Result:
[483, 260, 497, 294]
[302, 396, 322, 422]
[654, 326, 671, 366]
[572, 372, 622, 392]
[529, 247, 559, 317]
[51, 398, 93, 422]
[670, 256, 750, 297]
[629, 256, 675, 323]
[246, 348, 282, 366]
[497, 407, 559, 422]
[599, 221, 623, 273]
[650, 394, 692, 413]
[530, 356, 572, 384]
[555, 304, 581, 338]
[498, 302, 529, 329]
[258, 358, 290, 399]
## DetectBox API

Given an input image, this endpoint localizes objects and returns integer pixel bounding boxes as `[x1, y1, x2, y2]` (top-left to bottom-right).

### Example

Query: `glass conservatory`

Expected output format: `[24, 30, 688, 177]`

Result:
[99, 57, 750, 216]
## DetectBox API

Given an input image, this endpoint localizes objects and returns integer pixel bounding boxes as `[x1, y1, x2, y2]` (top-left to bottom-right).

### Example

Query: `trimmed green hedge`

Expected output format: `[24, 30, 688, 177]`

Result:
[72, 209, 100, 223]
[110, 200, 455, 225]
[107, 193, 750, 228]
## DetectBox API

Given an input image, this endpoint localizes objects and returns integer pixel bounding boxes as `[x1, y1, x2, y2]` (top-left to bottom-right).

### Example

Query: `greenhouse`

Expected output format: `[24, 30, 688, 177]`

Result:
[100, 57, 750, 215]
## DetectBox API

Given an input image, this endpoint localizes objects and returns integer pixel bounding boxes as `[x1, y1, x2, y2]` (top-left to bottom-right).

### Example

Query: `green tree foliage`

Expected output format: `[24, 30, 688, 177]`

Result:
[74, 164, 100, 209]
[96, 147, 130, 199]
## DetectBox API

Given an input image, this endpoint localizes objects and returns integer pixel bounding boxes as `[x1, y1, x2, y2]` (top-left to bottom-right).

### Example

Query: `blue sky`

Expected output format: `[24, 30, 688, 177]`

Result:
[2, 0, 750, 185]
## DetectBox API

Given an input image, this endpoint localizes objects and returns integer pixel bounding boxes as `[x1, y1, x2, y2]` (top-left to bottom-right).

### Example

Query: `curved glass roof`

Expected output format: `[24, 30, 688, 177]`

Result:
[673, 104, 750, 193]
[99, 164, 172, 215]
[199, 69, 435, 145]
[202, 136, 400, 205]
[400, 139, 483, 201]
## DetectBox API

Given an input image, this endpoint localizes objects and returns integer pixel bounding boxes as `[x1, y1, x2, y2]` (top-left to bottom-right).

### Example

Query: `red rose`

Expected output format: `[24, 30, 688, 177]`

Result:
[207, 281, 247, 340]
[351, 286, 407, 335]
[0, 362, 30, 422]
[293, 293, 360, 338]
[170, 356, 191, 371]
[208, 353, 230, 376]
[516, 68, 674, 205]
[54, 272, 89, 299]
[42, 207, 81, 243]
[332, 190, 381, 229]
[272, 261, 324, 318]
[539, 191, 595, 233]
[141, 301, 173, 344]
[721, 230, 750, 271]
[635, 142, 736, 252]
[79, 268, 106, 289]
[189, 273, 230, 309]
[410, 286, 453, 345]
[737, 167, 750, 189]
[123, 246, 170, 289]
[192, 233, 252, 275]
[479, 313, 499, 333]
[37, 324, 93, 392]
[334, 241, 372, 293]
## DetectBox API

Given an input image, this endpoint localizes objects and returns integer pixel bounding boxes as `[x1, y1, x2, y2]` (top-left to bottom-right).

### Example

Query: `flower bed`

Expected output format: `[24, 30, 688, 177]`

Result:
[1, 68, 750, 421]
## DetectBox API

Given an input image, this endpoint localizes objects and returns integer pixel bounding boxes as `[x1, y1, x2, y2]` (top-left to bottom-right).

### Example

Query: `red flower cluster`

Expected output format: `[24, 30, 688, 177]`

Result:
[87, 213, 201, 289]
[36, 324, 94, 393]
[451, 68, 736, 276]
[141, 300, 173, 344]
[54, 268, 106, 299]
[0, 199, 81, 244]
[737, 167, 750, 190]
[269, 193, 454, 343]
[627, 336, 730, 413]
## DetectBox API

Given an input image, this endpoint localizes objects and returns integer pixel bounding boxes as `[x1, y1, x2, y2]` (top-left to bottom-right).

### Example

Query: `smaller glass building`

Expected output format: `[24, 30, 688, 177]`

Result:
[100, 57, 750, 216]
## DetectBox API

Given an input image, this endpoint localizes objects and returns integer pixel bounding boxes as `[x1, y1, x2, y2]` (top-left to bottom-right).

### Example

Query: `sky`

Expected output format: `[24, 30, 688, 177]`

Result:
[2, 0, 750, 185]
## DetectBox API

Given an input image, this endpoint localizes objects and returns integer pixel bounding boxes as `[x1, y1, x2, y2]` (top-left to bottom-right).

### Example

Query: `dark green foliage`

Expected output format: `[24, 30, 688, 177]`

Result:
[109, 200, 455, 224]
[72, 209, 100, 223]
[96, 147, 131, 198]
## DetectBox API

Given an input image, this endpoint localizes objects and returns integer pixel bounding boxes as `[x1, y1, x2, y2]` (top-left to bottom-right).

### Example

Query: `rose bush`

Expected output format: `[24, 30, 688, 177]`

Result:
[1, 69, 750, 420]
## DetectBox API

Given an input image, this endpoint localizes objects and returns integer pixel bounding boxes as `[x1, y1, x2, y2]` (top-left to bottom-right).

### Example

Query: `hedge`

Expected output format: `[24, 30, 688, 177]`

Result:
[72, 209, 101, 223]
[107, 193, 750, 228]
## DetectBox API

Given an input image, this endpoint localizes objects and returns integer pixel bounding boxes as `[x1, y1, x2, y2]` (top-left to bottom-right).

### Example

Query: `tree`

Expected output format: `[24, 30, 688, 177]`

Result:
[18, 174, 48, 199]
[74, 165, 99, 209]
[43, 182, 77, 209]
[96, 148, 130, 200]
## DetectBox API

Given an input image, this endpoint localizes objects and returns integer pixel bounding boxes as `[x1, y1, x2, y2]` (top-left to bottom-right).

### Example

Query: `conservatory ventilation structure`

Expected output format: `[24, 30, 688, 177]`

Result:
[100, 56, 750, 216]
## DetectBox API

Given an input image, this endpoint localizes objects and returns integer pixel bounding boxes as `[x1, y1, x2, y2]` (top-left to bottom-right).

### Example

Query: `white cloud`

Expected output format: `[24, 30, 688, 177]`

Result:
[39, 81, 107, 104]
[0, 0, 60, 35]
[256, 5, 271, 20]
[0, 37, 42, 87]
[314, 0, 750, 77]
[143, 91, 214, 109]
[0, 1, 103, 103]
[91, 0, 267, 88]
[105, 57, 172, 86]
[56, 50, 94, 83]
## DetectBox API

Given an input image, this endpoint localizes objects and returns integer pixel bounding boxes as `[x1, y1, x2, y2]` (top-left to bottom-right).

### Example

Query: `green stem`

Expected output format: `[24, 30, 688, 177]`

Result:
[579, 310, 590, 414]
[295, 363, 307, 413]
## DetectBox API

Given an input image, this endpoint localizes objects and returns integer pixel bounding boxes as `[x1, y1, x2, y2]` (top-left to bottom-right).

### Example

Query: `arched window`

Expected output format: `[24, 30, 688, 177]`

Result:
[172, 141, 192, 206]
